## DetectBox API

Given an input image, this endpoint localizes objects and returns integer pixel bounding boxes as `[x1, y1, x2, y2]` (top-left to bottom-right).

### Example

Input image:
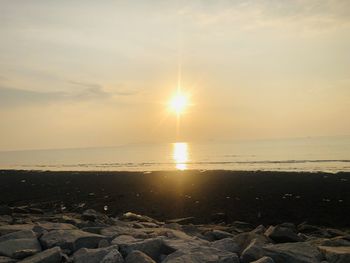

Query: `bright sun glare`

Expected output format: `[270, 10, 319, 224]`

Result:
[169, 92, 188, 115]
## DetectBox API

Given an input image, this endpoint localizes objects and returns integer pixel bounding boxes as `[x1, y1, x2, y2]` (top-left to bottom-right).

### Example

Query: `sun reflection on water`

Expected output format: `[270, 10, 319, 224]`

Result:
[173, 142, 189, 170]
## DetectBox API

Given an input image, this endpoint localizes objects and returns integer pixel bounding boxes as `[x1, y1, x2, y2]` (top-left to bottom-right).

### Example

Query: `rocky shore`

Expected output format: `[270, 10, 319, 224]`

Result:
[0, 208, 349, 262]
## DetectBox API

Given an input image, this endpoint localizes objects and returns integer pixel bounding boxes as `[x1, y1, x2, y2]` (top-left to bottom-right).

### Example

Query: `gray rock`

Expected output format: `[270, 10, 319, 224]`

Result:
[0, 256, 17, 263]
[263, 242, 323, 263]
[318, 246, 350, 263]
[125, 250, 156, 263]
[232, 232, 270, 254]
[73, 245, 119, 263]
[162, 246, 239, 263]
[100, 249, 124, 263]
[82, 209, 100, 221]
[0, 225, 34, 236]
[34, 222, 77, 231]
[20, 246, 62, 263]
[0, 238, 41, 259]
[166, 217, 195, 225]
[101, 226, 148, 239]
[251, 225, 266, 235]
[98, 239, 110, 248]
[212, 238, 240, 253]
[211, 230, 234, 240]
[0, 230, 36, 243]
[119, 212, 160, 224]
[40, 230, 105, 254]
[119, 237, 165, 261]
[265, 225, 302, 243]
[251, 256, 275, 263]
[241, 238, 266, 263]
[111, 235, 139, 246]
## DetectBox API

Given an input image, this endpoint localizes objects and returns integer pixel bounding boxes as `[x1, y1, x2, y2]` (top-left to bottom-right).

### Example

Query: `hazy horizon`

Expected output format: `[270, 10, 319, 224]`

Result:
[1, 1, 350, 151]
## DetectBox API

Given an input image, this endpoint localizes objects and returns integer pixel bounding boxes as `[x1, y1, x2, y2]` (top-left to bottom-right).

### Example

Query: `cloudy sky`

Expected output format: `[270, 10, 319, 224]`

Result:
[0, 0, 349, 150]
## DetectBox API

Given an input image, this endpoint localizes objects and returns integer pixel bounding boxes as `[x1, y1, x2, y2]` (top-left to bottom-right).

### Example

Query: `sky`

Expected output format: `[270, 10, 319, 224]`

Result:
[0, 0, 350, 151]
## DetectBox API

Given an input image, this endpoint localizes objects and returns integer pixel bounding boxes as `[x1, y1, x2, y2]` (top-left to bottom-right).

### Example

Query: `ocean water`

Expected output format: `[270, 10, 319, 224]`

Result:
[0, 136, 349, 173]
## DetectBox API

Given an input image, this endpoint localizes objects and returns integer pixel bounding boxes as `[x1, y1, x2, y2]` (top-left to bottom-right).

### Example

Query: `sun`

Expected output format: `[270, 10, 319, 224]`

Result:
[169, 91, 188, 115]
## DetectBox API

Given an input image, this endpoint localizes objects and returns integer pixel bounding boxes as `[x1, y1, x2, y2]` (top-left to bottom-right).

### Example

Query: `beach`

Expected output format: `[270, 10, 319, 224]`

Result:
[1, 170, 349, 227]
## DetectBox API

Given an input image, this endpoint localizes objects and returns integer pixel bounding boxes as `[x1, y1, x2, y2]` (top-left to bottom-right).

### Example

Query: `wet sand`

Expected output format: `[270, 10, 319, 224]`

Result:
[0, 170, 349, 227]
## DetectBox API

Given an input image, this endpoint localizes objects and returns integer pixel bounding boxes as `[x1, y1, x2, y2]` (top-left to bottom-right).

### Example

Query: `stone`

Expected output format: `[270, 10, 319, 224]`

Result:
[120, 212, 160, 224]
[251, 225, 266, 235]
[162, 246, 240, 263]
[73, 245, 119, 263]
[119, 237, 165, 261]
[263, 242, 323, 263]
[100, 249, 124, 263]
[318, 246, 350, 263]
[212, 238, 240, 253]
[111, 235, 139, 246]
[211, 230, 234, 240]
[20, 247, 62, 263]
[0, 230, 36, 243]
[232, 232, 270, 254]
[34, 222, 77, 231]
[251, 256, 275, 263]
[0, 225, 34, 236]
[40, 230, 105, 254]
[166, 217, 195, 225]
[265, 225, 302, 243]
[240, 238, 266, 263]
[101, 226, 148, 239]
[82, 209, 100, 221]
[0, 238, 41, 259]
[125, 250, 156, 263]
[98, 239, 110, 248]
[0, 256, 16, 263]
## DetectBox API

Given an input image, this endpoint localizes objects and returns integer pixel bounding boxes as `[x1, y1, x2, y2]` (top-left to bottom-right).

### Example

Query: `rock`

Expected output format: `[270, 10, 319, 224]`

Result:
[251, 256, 275, 263]
[265, 225, 302, 243]
[240, 238, 268, 263]
[212, 238, 240, 253]
[98, 239, 110, 248]
[263, 242, 323, 263]
[34, 222, 77, 231]
[82, 209, 100, 221]
[20, 246, 62, 263]
[0, 225, 34, 236]
[111, 235, 139, 246]
[162, 246, 239, 263]
[40, 230, 105, 254]
[166, 217, 195, 225]
[320, 236, 350, 247]
[0, 256, 17, 263]
[232, 221, 254, 232]
[120, 212, 160, 224]
[0, 238, 41, 259]
[251, 225, 266, 235]
[125, 250, 156, 263]
[211, 230, 234, 240]
[318, 246, 350, 263]
[119, 237, 165, 261]
[73, 245, 119, 263]
[100, 249, 124, 263]
[232, 232, 270, 254]
[0, 230, 36, 243]
[101, 226, 148, 239]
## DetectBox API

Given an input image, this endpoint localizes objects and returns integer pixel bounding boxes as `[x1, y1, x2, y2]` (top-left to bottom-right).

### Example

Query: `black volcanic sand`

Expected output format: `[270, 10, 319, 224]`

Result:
[0, 170, 349, 227]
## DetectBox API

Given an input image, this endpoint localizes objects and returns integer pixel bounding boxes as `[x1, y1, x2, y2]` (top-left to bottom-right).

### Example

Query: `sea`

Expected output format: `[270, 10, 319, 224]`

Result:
[0, 136, 349, 173]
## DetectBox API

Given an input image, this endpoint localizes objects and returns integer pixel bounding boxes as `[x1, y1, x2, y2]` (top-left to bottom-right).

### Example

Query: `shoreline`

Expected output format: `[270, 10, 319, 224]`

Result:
[1, 170, 349, 228]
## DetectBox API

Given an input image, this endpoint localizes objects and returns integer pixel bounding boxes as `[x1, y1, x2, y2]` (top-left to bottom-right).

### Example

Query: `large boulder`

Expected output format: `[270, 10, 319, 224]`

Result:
[0, 238, 41, 259]
[318, 246, 350, 263]
[73, 245, 119, 263]
[20, 246, 62, 263]
[40, 230, 105, 254]
[263, 242, 323, 263]
[0, 230, 36, 243]
[265, 225, 302, 243]
[125, 250, 156, 263]
[162, 246, 239, 263]
[100, 249, 124, 263]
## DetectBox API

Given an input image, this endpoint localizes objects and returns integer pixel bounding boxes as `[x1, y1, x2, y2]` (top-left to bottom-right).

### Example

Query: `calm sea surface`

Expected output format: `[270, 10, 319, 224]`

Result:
[0, 136, 349, 172]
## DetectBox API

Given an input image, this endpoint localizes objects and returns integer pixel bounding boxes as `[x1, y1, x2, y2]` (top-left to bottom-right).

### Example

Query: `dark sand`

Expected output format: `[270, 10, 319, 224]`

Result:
[0, 170, 349, 227]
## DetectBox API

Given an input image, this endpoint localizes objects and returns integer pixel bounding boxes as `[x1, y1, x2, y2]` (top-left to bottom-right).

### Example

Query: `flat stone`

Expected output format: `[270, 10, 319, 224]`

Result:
[0, 238, 41, 259]
[119, 237, 165, 261]
[40, 230, 105, 254]
[125, 250, 156, 263]
[73, 245, 119, 263]
[265, 225, 302, 243]
[318, 246, 350, 263]
[20, 247, 62, 263]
